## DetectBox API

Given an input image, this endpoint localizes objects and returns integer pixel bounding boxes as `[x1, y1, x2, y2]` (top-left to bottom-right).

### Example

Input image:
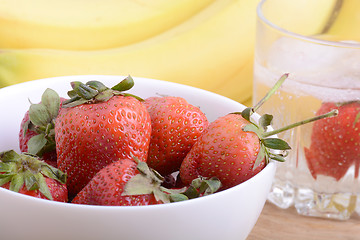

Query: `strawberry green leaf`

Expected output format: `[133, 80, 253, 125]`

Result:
[253, 145, 267, 169]
[86, 81, 108, 92]
[259, 114, 273, 131]
[62, 97, 88, 108]
[0, 151, 66, 200]
[0, 162, 14, 173]
[240, 107, 253, 122]
[189, 177, 202, 189]
[152, 188, 171, 204]
[136, 160, 164, 184]
[169, 193, 189, 202]
[160, 186, 188, 195]
[354, 112, 360, 128]
[122, 174, 155, 196]
[181, 185, 200, 199]
[41, 88, 60, 119]
[63, 77, 139, 108]
[36, 172, 53, 200]
[262, 138, 291, 150]
[111, 75, 134, 92]
[73, 81, 99, 100]
[161, 190, 188, 203]
[179, 177, 222, 198]
[124, 156, 166, 199]
[28, 134, 47, 155]
[9, 174, 24, 193]
[29, 104, 51, 127]
[67, 90, 78, 98]
[0, 175, 13, 186]
[69, 81, 82, 91]
[22, 120, 31, 136]
[242, 123, 263, 136]
[24, 88, 60, 159]
[0, 150, 20, 163]
[122, 172, 171, 203]
[95, 90, 114, 103]
[24, 171, 39, 191]
[136, 161, 153, 177]
[0, 172, 15, 178]
[122, 93, 144, 102]
[41, 164, 67, 184]
[199, 177, 221, 195]
[269, 153, 286, 162]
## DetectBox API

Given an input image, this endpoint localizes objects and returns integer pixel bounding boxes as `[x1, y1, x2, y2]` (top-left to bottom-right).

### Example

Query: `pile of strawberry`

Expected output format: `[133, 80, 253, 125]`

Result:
[0, 75, 338, 206]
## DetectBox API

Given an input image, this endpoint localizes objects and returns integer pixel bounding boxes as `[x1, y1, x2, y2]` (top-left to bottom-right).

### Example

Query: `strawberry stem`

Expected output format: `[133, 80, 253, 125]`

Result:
[262, 109, 338, 138]
[253, 73, 289, 113]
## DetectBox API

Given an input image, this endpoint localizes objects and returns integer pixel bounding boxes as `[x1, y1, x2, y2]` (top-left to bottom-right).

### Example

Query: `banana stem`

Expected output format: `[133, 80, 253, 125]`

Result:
[253, 73, 289, 113]
[263, 109, 339, 138]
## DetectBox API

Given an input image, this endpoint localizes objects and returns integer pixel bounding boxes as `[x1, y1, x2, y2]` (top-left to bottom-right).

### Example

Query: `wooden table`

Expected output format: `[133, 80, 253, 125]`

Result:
[247, 202, 360, 240]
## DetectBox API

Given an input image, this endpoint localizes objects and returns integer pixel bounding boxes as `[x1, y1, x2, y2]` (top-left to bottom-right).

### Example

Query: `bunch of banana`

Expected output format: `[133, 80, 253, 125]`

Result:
[0, 0, 260, 105]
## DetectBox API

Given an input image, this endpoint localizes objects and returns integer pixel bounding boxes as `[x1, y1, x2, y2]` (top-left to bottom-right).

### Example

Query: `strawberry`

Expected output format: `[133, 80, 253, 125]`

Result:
[179, 113, 268, 189]
[0, 150, 67, 202]
[19, 88, 65, 167]
[179, 74, 338, 190]
[305, 101, 360, 181]
[71, 158, 159, 206]
[72, 156, 221, 206]
[55, 76, 152, 198]
[143, 96, 209, 175]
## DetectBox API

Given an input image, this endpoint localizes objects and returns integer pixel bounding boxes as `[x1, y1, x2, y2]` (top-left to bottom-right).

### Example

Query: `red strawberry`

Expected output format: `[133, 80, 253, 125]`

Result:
[305, 101, 360, 181]
[71, 158, 160, 206]
[143, 96, 209, 175]
[55, 77, 152, 198]
[180, 74, 338, 190]
[180, 113, 268, 189]
[19, 89, 65, 167]
[0, 150, 67, 202]
[72, 157, 221, 206]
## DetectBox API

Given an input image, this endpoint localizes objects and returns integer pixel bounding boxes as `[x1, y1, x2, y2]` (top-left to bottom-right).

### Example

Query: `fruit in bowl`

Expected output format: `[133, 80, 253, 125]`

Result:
[0, 75, 335, 240]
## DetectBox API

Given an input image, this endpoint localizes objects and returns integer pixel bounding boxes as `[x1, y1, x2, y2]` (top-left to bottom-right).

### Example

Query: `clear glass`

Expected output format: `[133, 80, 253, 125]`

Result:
[254, 0, 360, 220]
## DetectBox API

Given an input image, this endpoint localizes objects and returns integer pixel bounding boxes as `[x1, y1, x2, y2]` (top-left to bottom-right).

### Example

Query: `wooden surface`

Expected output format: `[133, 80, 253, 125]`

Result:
[247, 202, 360, 240]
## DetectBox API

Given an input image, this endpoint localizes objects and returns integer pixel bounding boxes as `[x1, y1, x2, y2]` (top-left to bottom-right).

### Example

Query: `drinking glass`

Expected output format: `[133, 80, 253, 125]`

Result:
[253, 0, 360, 220]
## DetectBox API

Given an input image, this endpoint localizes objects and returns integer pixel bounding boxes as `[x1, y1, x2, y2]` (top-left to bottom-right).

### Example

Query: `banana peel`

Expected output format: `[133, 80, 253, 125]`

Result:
[0, 0, 259, 105]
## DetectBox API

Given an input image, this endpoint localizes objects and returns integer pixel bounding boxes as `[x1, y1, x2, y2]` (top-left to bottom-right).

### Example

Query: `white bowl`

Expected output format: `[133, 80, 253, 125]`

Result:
[0, 75, 276, 240]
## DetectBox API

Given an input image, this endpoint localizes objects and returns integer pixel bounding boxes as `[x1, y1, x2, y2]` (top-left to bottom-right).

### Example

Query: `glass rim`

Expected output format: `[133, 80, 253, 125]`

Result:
[257, 0, 360, 49]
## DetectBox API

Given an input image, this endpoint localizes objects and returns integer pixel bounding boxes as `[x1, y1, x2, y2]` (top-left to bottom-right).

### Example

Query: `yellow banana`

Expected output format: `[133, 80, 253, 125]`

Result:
[260, 0, 338, 36]
[0, 0, 215, 50]
[0, 0, 259, 105]
[326, 0, 360, 40]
